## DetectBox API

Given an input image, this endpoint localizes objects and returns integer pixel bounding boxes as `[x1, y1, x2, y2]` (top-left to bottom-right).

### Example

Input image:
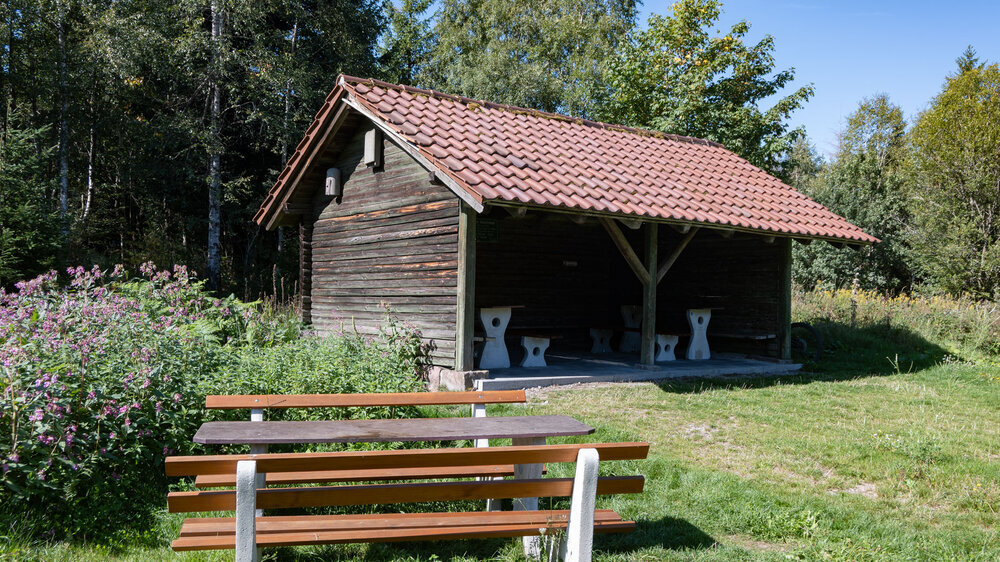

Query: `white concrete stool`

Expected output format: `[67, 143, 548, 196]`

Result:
[686, 308, 711, 360]
[619, 305, 641, 352]
[654, 334, 679, 362]
[589, 328, 613, 353]
[478, 307, 511, 369]
[519, 336, 550, 367]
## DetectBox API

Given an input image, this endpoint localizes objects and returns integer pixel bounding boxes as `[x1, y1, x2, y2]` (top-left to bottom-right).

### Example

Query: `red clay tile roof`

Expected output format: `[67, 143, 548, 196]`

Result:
[256, 75, 877, 244]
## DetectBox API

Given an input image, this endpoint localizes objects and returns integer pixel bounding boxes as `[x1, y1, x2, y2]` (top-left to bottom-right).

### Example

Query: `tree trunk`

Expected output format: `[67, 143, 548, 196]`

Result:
[206, 0, 223, 290]
[56, 0, 69, 235]
[275, 20, 298, 279]
[83, 119, 94, 220]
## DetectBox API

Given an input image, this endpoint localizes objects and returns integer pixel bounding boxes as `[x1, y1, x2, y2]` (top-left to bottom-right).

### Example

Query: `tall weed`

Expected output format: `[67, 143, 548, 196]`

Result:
[794, 286, 1000, 358]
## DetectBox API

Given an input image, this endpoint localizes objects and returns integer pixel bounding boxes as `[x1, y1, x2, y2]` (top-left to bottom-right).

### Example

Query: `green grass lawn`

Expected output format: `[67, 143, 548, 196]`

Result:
[6, 319, 1000, 561]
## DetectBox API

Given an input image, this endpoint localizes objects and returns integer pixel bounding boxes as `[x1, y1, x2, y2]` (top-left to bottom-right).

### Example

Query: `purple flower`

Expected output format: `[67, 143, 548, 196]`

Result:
[37, 470, 46, 481]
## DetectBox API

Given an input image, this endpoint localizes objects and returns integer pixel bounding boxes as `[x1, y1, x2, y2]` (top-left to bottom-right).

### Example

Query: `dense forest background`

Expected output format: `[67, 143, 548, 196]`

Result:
[1, 0, 998, 299]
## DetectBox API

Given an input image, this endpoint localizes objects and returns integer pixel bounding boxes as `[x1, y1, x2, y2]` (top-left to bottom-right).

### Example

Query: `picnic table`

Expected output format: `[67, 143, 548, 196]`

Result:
[193, 414, 596, 538]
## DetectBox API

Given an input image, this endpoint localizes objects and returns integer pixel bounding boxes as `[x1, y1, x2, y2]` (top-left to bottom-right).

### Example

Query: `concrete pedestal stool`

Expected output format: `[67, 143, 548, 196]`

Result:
[654, 334, 679, 362]
[589, 328, 613, 353]
[619, 305, 641, 353]
[478, 307, 511, 369]
[519, 336, 551, 367]
[686, 308, 712, 360]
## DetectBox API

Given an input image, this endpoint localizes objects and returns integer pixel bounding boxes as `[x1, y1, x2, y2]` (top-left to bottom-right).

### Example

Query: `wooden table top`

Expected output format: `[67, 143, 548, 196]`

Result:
[193, 415, 594, 445]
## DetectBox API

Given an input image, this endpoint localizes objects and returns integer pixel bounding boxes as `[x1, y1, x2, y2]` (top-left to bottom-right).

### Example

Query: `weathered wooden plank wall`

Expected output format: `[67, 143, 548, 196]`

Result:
[308, 127, 460, 366]
[475, 213, 618, 353]
[657, 232, 783, 356]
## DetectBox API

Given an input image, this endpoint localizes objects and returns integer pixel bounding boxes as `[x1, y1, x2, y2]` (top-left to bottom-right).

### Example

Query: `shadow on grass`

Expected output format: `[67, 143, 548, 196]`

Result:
[283, 516, 717, 561]
[597, 516, 717, 553]
[657, 320, 951, 395]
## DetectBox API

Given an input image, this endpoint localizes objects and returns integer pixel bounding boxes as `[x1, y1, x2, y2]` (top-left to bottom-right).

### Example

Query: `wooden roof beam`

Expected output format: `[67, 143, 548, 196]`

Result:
[599, 218, 650, 286]
[656, 227, 699, 284]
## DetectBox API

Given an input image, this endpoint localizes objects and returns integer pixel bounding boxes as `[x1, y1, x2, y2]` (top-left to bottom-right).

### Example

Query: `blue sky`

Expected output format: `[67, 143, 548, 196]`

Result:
[639, 0, 1000, 157]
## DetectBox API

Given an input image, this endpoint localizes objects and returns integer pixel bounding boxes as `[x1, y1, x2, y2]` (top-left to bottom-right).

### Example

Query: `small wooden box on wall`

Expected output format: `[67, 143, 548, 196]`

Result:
[364, 128, 383, 168]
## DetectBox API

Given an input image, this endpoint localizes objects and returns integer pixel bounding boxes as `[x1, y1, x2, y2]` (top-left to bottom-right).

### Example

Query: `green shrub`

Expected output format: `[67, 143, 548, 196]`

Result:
[0, 265, 426, 540]
[211, 320, 428, 426]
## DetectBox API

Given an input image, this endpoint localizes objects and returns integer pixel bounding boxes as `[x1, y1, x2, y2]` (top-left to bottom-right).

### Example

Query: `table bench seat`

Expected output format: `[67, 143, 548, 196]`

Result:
[166, 442, 648, 561]
[194, 463, 545, 488]
[172, 509, 634, 551]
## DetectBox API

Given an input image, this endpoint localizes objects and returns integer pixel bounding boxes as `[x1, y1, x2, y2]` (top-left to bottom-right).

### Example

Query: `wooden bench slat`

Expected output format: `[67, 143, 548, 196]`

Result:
[194, 464, 542, 487]
[178, 509, 624, 536]
[205, 390, 526, 410]
[166, 442, 649, 477]
[172, 512, 633, 551]
[168, 475, 645, 513]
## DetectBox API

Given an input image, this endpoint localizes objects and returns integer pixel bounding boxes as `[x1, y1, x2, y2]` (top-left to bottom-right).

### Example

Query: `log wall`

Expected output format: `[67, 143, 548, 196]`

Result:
[308, 127, 460, 367]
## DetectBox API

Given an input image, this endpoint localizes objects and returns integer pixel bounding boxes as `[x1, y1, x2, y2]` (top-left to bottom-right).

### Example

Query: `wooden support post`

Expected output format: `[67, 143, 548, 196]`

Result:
[641, 223, 657, 366]
[456, 202, 477, 371]
[599, 218, 649, 286]
[777, 237, 792, 360]
[656, 227, 698, 284]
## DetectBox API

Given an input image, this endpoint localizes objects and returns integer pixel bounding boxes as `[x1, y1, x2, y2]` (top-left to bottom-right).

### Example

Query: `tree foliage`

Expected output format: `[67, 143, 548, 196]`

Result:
[909, 61, 1000, 298]
[601, 0, 813, 176]
[424, 0, 637, 116]
[0, 0, 384, 293]
[380, 0, 435, 85]
[0, 121, 60, 286]
[794, 95, 913, 292]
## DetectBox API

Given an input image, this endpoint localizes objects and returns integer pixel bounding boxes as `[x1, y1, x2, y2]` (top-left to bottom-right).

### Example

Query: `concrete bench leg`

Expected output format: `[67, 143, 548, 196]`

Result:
[686, 308, 711, 360]
[654, 335, 678, 362]
[479, 307, 511, 369]
[619, 305, 641, 352]
[519, 336, 550, 367]
[561, 448, 599, 562]
[235, 460, 260, 562]
[588, 329, 613, 353]
[472, 401, 501, 512]
[514, 437, 546, 558]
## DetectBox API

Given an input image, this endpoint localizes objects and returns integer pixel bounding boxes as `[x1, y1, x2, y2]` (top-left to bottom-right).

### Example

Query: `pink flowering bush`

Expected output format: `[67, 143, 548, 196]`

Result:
[0, 264, 299, 538]
[1, 264, 427, 540]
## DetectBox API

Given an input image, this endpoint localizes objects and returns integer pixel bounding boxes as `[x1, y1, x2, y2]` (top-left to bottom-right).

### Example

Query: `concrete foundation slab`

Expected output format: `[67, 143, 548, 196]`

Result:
[478, 352, 800, 391]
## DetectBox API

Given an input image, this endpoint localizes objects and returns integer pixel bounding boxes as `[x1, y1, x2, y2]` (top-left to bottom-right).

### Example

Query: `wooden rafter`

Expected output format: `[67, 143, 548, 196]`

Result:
[599, 218, 650, 286]
[267, 102, 350, 230]
[656, 228, 699, 284]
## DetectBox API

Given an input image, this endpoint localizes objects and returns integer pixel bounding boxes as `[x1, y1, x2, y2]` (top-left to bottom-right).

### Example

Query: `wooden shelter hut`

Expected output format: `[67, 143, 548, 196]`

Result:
[254, 76, 877, 388]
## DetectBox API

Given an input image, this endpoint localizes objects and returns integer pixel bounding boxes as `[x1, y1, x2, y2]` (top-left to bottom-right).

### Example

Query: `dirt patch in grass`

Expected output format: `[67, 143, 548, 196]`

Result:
[828, 481, 879, 499]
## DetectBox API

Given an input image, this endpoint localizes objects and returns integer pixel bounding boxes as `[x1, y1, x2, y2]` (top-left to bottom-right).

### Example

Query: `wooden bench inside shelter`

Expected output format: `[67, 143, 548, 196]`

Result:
[166, 442, 649, 561]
